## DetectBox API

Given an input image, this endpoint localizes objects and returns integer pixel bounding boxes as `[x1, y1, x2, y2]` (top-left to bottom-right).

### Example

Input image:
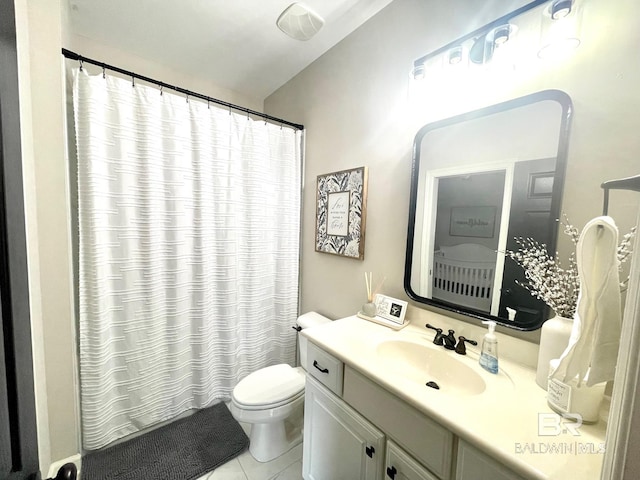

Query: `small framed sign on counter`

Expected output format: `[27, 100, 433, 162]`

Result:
[357, 294, 409, 330]
[374, 294, 408, 325]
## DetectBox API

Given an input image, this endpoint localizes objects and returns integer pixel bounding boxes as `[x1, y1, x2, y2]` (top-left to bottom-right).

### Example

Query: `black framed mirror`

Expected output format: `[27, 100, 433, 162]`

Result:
[404, 90, 573, 330]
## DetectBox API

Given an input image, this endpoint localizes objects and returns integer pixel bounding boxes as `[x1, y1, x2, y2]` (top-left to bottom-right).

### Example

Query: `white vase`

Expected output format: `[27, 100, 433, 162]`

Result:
[362, 301, 377, 317]
[536, 314, 573, 390]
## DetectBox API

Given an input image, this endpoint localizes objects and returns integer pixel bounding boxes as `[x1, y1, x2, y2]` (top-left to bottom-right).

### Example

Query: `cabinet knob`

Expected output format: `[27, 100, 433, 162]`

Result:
[365, 445, 375, 458]
[386, 465, 397, 479]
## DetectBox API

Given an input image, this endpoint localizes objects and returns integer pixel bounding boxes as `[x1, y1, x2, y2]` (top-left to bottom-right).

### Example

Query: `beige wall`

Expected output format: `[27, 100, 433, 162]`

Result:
[65, 34, 264, 113]
[265, 0, 640, 325]
[15, 0, 78, 470]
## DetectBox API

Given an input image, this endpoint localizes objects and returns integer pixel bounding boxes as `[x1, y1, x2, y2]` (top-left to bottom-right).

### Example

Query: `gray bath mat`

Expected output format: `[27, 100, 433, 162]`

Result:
[81, 402, 248, 480]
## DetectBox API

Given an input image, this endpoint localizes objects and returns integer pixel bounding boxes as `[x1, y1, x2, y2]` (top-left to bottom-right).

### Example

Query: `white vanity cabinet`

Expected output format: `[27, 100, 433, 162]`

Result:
[303, 341, 447, 480]
[455, 441, 526, 480]
[303, 375, 385, 480]
[303, 340, 525, 480]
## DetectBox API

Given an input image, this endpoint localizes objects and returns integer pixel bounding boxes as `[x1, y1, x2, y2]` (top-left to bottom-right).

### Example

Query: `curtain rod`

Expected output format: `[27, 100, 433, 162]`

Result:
[61, 48, 304, 131]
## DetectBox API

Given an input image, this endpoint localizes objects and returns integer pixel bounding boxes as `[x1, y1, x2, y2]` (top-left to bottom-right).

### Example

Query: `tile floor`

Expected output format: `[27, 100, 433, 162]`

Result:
[197, 422, 303, 480]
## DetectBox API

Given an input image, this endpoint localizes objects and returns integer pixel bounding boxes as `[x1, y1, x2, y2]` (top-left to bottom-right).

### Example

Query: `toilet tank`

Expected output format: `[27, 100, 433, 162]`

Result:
[296, 312, 331, 368]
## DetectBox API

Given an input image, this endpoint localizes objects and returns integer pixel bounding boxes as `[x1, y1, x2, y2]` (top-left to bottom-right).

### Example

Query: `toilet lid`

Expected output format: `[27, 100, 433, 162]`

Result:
[233, 364, 305, 407]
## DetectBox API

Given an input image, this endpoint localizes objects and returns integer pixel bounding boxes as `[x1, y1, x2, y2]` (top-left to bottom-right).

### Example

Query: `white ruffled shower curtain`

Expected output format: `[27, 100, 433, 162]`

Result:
[73, 69, 302, 450]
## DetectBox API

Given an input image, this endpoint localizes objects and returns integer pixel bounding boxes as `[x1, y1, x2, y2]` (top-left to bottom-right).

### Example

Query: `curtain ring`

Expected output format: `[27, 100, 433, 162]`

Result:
[159, 84, 163, 96]
[207, 99, 210, 109]
[79, 59, 83, 71]
[186, 94, 189, 103]
[102, 66, 106, 79]
[132, 76, 135, 88]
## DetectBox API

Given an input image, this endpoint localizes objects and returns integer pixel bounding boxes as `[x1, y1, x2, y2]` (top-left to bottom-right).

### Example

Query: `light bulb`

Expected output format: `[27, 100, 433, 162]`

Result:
[551, 0, 573, 20]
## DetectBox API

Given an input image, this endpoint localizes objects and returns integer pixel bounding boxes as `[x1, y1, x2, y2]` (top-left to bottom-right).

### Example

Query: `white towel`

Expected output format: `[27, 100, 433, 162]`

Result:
[549, 216, 622, 387]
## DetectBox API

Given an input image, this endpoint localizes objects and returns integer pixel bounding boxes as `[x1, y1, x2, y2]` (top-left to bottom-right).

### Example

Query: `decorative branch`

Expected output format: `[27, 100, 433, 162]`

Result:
[505, 217, 636, 318]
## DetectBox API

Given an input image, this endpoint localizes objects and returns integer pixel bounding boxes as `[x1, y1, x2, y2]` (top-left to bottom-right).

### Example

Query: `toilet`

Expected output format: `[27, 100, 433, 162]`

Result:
[230, 312, 331, 462]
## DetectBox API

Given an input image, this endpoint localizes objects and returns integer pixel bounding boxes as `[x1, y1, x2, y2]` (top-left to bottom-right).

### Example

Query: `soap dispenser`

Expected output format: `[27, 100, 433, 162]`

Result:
[479, 321, 499, 374]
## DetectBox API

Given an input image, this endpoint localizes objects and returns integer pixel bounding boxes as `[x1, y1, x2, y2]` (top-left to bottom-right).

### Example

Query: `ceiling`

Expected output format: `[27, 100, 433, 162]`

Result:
[67, 0, 395, 101]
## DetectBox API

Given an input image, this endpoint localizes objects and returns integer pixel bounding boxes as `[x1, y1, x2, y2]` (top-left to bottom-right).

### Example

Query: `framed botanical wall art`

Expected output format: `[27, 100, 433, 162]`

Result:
[315, 166, 368, 260]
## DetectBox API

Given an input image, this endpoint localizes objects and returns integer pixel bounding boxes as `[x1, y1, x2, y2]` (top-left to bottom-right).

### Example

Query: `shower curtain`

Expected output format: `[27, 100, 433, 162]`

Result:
[73, 69, 302, 450]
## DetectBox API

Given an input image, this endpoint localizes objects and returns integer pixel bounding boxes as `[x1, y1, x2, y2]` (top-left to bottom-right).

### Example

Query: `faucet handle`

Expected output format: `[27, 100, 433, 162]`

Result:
[425, 324, 444, 346]
[454, 336, 478, 355]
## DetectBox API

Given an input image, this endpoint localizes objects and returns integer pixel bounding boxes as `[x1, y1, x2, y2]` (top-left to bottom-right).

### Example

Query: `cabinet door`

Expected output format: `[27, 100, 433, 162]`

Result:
[384, 441, 440, 480]
[303, 376, 385, 480]
[456, 441, 526, 480]
[344, 366, 453, 479]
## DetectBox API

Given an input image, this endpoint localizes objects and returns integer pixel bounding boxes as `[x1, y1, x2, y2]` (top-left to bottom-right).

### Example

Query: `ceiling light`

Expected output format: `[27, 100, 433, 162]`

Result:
[551, 0, 573, 20]
[276, 3, 325, 41]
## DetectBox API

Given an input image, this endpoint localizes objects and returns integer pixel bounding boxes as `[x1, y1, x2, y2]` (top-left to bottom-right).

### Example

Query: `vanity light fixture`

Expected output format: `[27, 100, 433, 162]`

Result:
[469, 35, 488, 64]
[492, 25, 511, 46]
[550, 0, 573, 20]
[412, 62, 426, 80]
[448, 46, 463, 65]
[410, 0, 582, 76]
[538, 0, 581, 59]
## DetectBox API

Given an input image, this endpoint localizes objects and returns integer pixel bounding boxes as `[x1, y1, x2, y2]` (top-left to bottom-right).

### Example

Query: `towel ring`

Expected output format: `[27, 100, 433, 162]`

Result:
[601, 174, 640, 215]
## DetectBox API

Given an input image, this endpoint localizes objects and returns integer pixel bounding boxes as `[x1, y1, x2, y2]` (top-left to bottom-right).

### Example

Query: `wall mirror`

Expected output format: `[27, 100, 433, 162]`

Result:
[404, 90, 573, 330]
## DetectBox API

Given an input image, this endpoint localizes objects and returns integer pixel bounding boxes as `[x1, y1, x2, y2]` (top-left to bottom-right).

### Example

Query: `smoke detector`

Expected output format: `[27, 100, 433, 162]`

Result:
[276, 3, 325, 41]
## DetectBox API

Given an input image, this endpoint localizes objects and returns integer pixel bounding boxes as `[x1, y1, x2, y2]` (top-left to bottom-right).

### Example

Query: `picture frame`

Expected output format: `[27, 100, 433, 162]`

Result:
[315, 166, 368, 259]
[374, 294, 408, 325]
[449, 206, 496, 238]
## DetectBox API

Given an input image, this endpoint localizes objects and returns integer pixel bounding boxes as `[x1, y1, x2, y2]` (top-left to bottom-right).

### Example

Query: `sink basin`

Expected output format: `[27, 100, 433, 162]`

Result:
[375, 339, 486, 396]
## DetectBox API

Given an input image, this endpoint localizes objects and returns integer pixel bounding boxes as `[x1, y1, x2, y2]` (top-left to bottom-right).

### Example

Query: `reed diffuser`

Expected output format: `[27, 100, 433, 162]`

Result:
[362, 272, 384, 317]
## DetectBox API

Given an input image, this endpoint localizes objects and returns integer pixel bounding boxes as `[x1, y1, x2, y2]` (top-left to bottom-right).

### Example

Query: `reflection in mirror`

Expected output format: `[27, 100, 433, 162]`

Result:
[405, 90, 573, 330]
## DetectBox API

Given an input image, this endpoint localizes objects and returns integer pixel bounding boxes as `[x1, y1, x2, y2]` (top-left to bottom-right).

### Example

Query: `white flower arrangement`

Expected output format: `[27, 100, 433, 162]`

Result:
[506, 216, 636, 319]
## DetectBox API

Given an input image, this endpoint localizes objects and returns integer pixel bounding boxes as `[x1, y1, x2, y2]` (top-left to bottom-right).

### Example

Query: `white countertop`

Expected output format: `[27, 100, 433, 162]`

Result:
[302, 315, 606, 480]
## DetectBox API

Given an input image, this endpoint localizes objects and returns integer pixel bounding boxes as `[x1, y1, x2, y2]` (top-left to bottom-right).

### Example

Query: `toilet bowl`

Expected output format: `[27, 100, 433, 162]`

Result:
[230, 312, 331, 462]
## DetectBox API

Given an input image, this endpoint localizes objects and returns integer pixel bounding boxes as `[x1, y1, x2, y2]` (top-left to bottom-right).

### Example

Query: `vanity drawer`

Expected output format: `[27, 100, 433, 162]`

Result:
[305, 341, 344, 396]
[343, 366, 453, 479]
